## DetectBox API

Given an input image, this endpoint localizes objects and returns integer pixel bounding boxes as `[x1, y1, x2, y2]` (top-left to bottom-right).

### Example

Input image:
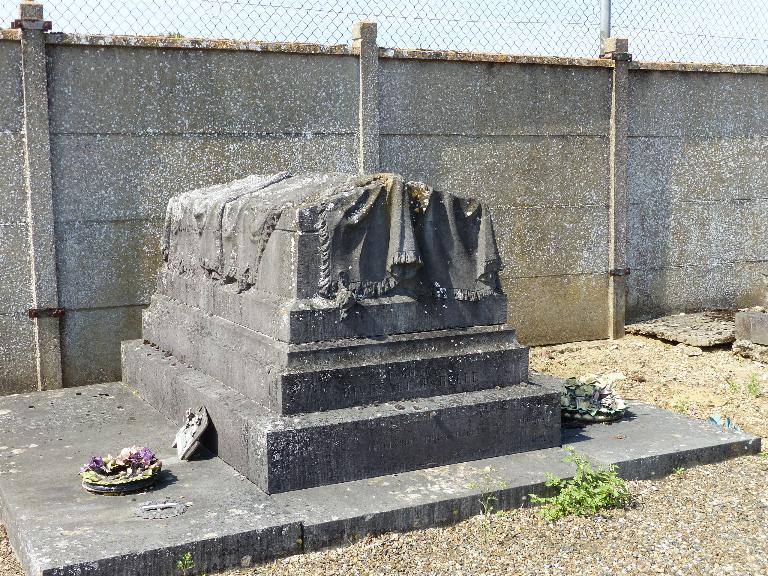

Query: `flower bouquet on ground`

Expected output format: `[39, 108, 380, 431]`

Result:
[79, 446, 162, 495]
[560, 373, 627, 423]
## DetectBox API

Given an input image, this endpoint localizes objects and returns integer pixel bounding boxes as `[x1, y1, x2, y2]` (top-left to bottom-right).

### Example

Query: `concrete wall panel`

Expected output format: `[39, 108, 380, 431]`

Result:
[50, 134, 356, 223]
[628, 69, 768, 320]
[380, 59, 611, 136]
[60, 306, 143, 386]
[0, 313, 37, 394]
[629, 70, 768, 138]
[0, 224, 33, 314]
[380, 135, 609, 207]
[56, 220, 162, 310]
[0, 134, 25, 225]
[506, 274, 608, 344]
[0, 40, 22, 133]
[628, 262, 768, 320]
[380, 60, 612, 344]
[48, 46, 358, 134]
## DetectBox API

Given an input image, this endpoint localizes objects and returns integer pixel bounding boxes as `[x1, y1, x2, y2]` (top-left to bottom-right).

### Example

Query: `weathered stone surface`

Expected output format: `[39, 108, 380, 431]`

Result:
[157, 275, 508, 343]
[0, 384, 302, 576]
[0, 382, 758, 576]
[627, 261, 768, 322]
[0, 133, 25, 225]
[0, 223, 32, 314]
[629, 69, 768, 138]
[123, 340, 560, 493]
[380, 135, 609, 207]
[626, 69, 768, 323]
[504, 273, 609, 345]
[735, 310, 768, 346]
[626, 310, 736, 346]
[50, 134, 357, 224]
[143, 296, 527, 414]
[56, 219, 162, 310]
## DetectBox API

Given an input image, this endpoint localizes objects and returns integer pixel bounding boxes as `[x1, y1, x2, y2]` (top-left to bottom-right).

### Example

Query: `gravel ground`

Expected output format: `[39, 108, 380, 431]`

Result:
[1, 334, 767, 576]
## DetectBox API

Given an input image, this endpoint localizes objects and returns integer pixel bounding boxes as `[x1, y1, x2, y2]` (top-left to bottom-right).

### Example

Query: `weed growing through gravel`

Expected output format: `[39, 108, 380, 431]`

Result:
[746, 374, 762, 398]
[467, 467, 511, 544]
[672, 466, 686, 478]
[673, 401, 690, 414]
[529, 449, 630, 521]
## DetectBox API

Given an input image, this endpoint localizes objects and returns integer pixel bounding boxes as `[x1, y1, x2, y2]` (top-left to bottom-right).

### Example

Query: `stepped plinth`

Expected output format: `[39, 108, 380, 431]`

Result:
[122, 172, 561, 493]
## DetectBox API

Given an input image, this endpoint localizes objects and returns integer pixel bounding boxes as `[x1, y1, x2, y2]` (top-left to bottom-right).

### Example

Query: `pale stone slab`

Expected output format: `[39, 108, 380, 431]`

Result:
[626, 310, 736, 346]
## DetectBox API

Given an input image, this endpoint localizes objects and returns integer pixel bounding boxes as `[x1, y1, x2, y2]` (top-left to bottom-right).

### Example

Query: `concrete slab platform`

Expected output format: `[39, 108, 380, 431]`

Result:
[562, 402, 760, 480]
[626, 310, 735, 347]
[0, 383, 760, 576]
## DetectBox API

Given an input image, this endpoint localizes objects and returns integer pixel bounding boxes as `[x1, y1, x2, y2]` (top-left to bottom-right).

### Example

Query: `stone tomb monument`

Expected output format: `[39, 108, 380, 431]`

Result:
[123, 172, 561, 494]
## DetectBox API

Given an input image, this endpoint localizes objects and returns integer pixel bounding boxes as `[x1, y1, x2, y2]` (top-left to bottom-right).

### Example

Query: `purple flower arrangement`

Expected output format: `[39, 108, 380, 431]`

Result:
[79, 446, 162, 487]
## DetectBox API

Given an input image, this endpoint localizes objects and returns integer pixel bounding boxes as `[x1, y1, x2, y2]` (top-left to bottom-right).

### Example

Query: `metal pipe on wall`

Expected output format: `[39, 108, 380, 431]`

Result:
[600, 0, 612, 40]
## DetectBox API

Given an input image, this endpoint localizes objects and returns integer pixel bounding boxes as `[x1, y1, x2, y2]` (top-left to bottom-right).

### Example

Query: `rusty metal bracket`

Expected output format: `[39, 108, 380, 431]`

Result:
[11, 19, 52, 31]
[28, 307, 64, 319]
[609, 268, 631, 277]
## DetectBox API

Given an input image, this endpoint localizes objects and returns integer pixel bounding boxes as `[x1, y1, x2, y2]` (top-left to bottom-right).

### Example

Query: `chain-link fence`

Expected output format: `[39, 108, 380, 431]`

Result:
[1, 0, 768, 64]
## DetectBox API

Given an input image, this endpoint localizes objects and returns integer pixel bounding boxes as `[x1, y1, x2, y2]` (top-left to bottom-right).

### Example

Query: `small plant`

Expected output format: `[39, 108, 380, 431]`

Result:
[478, 492, 498, 516]
[671, 466, 686, 478]
[673, 401, 689, 414]
[468, 466, 509, 517]
[529, 449, 630, 521]
[747, 374, 762, 398]
[176, 551, 194, 576]
[726, 378, 740, 394]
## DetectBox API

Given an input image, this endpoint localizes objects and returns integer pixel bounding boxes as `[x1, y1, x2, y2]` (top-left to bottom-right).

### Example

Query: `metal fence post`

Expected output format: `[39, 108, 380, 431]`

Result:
[600, 0, 612, 43]
[16, 0, 62, 389]
[601, 37, 631, 340]
[352, 21, 380, 174]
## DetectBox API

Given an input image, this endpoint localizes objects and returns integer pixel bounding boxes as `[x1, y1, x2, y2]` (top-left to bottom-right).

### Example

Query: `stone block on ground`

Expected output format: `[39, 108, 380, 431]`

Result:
[735, 309, 768, 346]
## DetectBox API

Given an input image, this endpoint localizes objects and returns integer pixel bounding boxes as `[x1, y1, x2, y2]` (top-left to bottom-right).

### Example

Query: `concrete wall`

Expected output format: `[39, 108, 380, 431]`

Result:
[4, 34, 768, 392]
[0, 38, 37, 393]
[627, 68, 768, 320]
[378, 57, 613, 343]
[46, 43, 358, 385]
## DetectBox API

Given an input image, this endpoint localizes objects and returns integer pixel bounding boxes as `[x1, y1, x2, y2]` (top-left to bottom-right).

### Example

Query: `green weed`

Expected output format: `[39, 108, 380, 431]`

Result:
[529, 449, 631, 521]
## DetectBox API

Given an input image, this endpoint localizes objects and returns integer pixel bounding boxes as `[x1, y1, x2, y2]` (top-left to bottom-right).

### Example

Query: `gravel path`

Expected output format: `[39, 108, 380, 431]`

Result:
[1, 334, 766, 576]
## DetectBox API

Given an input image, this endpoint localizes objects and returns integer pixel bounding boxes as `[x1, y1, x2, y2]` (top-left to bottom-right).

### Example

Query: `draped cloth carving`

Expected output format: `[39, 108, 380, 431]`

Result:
[161, 172, 503, 309]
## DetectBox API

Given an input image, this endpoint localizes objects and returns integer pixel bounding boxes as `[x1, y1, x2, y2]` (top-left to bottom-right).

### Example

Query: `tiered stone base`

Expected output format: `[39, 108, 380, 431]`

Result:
[123, 340, 560, 493]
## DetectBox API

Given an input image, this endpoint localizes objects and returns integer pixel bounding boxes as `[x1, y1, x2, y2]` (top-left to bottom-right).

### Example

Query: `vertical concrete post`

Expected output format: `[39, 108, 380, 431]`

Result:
[352, 21, 379, 174]
[602, 37, 631, 340]
[16, 1, 62, 389]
